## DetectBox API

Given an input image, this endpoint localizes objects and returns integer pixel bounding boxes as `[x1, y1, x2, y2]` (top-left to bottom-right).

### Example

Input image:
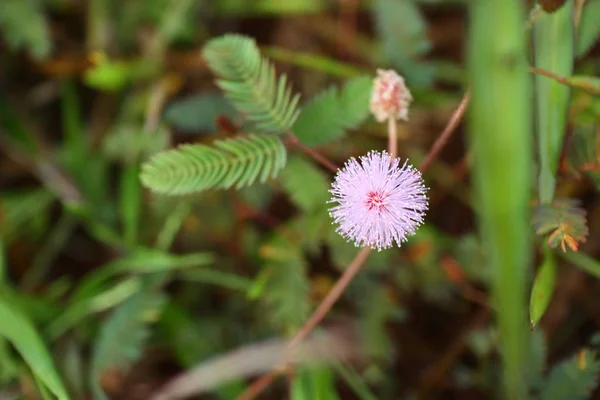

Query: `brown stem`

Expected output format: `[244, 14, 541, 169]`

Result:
[388, 117, 398, 159]
[286, 132, 339, 173]
[420, 90, 471, 174]
[530, 66, 600, 96]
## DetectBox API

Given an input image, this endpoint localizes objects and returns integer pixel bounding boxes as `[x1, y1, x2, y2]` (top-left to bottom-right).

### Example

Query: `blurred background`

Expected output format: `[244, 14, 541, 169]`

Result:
[1, 0, 600, 399]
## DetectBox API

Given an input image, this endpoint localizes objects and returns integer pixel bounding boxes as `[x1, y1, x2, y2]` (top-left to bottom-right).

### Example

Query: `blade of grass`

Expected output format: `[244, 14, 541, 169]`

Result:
[155, 200, 192, 251]
[534, 4, 574, 204]
[261, 46, 369, 78]
[561, 250, 600, 279]
[21, 214, 75, 291]
[0, 299, 70, 400]
[119, 162, 141, 247]
[60, 79, 86, 171]
[468, 1, 533, 399]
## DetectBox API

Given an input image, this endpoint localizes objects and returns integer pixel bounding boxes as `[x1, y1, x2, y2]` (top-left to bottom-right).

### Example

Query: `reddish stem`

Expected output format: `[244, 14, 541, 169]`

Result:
[286, 132, 339, 173]
[420, 91, 471, 174]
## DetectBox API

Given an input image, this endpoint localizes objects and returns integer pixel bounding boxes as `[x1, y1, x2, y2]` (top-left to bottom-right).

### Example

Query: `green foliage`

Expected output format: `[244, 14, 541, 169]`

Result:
[469, 0, 533, 398]
[532, 199, 588, 252]
[279, 155, 330, 213]
[140, 134, 287, 195]
[47, 278, 142, 340]
[292, 76, 372, 146]
[372, 0, 435, 87]
[567, 125, 600, 186]
[576, 0, 600, 58]
[164, 92, 238, 133]
[0, 0, 51, 59]
[291, 366, 341, 400]
[103, 124, 169, 163]
[0, 189, 53, 243]
[529, 247, 557, 328]
[534, 4, 574, 204]
[202, 34, 300, 134]
[260, 237, 310, 334]
[539, 350, 600, 400]
[527, 329, 547, 391]
[359, 282, 396, 362]
[561, 250, 600, 280]
[90, 291, 166, 400]
[215, 0, 327, 16]
[0, 299, 70, 400]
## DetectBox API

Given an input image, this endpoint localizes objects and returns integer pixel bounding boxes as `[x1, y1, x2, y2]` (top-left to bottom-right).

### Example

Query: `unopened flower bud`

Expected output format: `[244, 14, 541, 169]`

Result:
[369, 69, 413, 122]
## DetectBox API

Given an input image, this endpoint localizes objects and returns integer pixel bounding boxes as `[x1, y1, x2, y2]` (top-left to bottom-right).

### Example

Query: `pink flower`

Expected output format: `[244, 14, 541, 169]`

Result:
[369, 69, 413, 122]
[329, 151, 428, 250]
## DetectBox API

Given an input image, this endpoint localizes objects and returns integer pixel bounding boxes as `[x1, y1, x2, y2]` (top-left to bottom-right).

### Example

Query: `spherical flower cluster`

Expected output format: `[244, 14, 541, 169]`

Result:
[329, 151, 428, 250]
[369, 69, 413, 122]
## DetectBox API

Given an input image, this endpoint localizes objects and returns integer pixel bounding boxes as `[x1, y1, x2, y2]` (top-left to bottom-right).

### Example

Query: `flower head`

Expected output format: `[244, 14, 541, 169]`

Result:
[369, 69, 413, 122]
[329, 151, 428, 250]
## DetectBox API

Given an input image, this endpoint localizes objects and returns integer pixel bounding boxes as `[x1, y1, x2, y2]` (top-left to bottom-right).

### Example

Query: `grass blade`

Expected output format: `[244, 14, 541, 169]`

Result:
[468, 1, 533, 398]
[534, 4, 574, 204]
[0, 299, 70, 399]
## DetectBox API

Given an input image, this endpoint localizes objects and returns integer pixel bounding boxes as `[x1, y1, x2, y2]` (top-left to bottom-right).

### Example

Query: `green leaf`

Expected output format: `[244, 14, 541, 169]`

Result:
[566, 125, 600, 189]
[202, 34, 300, 134]
[529, 247, 557, 328]
[83, 58, 133, 92]
[576, 0, 600, 58]
[71, 249, 214, 302]
[164, 92, 238, 133]
[103, 124, 170, 162]
[468, 0, 532, 398]
[291, 367, 341, 400]
[561, 250, 600, 279]
[119, 163, 141, 247]
[527, 328, 547, 391]
[541, 350, 600, 400]
[292, 75, 372, 146]
[140, 134, 287, 195]
[338, 76, 373, 129]
[359, 283, 395, 361]
[372, 0, 435, 87]
[532, 199, 588, 252]
[215, 0, 326, 15]
[261, 237, 310, 334]
[263, 46, 369, 78]
[90, 291, 166, 400]
[0, 0, 51, 59]
[47, 278, 142, 340]
[534, 4, 574, 204]
[279, 155, 330, 213]
[0, 299, 70, 400]
[0, 189, 54, 244]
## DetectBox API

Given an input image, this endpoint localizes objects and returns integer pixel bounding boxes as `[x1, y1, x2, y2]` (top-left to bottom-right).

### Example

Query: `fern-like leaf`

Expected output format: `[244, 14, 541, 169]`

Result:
[279, 155, 330, 213]
[90, 291, 166, 400]
[140, 134, 287, 195]
[292, 75, 372, 146]
[532, 199, 588, 252]
[202, 34, 300, 134]
[540, 350, 600, 400]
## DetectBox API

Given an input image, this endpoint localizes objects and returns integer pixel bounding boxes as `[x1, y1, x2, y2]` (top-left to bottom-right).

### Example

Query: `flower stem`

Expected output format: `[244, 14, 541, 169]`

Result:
[420, 90, 471, 174]
[387, 117, 397, 159]
[286, 132, 339, 173]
